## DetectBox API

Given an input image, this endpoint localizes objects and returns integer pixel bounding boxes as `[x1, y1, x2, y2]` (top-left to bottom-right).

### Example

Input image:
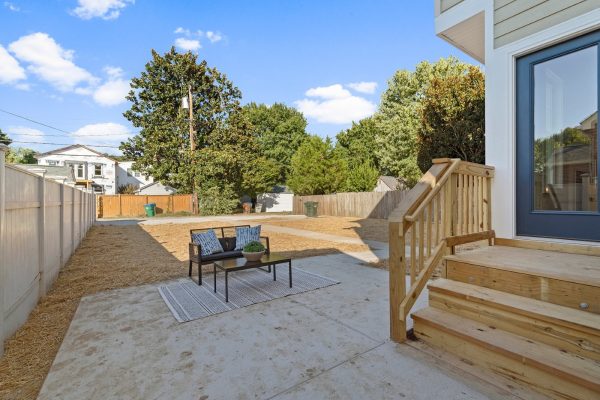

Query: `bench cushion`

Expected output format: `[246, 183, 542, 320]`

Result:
[234, 225, 261, 250]
[198, 250, 242, 262]
[191, 229, 224, 256]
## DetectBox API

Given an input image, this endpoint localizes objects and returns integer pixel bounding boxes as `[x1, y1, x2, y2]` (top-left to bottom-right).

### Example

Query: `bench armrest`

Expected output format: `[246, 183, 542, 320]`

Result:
[189, 242, 203, 262]
[260, 236, 270, 254]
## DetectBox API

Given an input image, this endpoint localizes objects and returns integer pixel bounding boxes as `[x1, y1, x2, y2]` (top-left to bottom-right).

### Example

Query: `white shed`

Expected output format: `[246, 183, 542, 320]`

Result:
[135, 182, 176, 195]
[257, 185, 293, 213]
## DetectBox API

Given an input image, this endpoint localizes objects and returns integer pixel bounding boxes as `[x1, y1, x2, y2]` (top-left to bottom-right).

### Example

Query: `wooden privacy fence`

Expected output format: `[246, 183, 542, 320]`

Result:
[388, 158, 495, 343]
[0, 145, 96, 357]
[293, 191, 407, 219]
[97, 194, 194, 218]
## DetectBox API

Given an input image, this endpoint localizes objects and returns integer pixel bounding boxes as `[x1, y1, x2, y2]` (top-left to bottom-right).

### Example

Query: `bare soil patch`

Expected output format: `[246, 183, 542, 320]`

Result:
[0, 219, 369, 399]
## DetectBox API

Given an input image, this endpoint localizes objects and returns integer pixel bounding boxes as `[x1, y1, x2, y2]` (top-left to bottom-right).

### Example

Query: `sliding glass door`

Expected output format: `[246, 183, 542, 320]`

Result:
[516, 30, 600, 241]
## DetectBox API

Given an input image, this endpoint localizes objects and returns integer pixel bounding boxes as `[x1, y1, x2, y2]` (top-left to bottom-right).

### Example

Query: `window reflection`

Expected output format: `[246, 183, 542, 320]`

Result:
[533, 46, 598, 212]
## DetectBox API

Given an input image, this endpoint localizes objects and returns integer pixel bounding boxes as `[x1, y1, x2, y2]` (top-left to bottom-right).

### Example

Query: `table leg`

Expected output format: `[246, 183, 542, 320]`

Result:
[213, 264, 217, 293]
[225, 271, 229, 302]
[273, 263, 277, 281]
[289, 261, 292, 288]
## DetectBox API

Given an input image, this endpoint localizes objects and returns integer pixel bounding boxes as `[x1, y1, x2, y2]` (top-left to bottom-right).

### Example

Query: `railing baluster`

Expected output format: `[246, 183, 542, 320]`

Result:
[435, 193, 440, 245]
[418, 214, 425, 274]
[462, 174, 468, 234]
[427, 202, 432, 258]
[457, 174, 463, 235]
[410, 224, 417, 285]
[474, 175, 479, 232]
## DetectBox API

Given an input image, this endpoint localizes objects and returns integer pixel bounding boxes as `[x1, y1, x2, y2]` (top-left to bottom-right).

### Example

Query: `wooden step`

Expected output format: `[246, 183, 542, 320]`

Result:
[428, 279, 600, 361]
[445, 245, 600, 313]
[412, 307, 600, 400]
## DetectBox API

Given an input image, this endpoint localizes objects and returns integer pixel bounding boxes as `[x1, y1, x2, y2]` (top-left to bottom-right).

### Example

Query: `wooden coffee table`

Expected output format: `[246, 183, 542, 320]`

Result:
[211, 254, 292, 302]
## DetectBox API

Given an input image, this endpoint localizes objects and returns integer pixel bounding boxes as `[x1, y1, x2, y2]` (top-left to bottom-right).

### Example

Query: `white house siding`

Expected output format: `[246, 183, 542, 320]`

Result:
[137, 182, 176, 195]
[117, 161, 154, 190]
[0, 146, 95, 356]
[440, 0, 464, 14]
[257, 193, 294, 212]
[37, 146, 118, 194]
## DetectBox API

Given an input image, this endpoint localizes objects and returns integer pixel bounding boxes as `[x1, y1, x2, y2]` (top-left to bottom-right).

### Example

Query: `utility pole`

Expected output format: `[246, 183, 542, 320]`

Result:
[187, 84, 198, 214]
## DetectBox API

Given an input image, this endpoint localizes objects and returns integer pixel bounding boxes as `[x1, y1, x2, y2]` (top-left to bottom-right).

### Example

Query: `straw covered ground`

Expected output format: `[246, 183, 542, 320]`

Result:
[0, 217, 374, 400]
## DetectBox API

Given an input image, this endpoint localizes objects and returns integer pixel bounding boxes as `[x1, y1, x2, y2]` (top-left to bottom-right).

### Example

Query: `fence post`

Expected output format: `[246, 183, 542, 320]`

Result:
[30, 169, 47, 297]
[0, 145, 7, 356]
[59, 181, 65, 267]
[71, 187, 75, 254]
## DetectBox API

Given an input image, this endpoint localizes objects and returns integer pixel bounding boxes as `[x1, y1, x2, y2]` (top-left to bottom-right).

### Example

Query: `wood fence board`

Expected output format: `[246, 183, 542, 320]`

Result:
[97, 194, 193, 218]
[292, 191, 406, 219]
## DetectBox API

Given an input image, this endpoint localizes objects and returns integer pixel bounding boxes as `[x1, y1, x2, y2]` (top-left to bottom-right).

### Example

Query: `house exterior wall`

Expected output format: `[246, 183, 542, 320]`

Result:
[440, 0, 464, 14]
[494, 0, 600, 48]
[137, 183, 176, 195]
[116, 161, 153, 190]
[37, 147, 118, 194]
[257, 193, 294, 213]
[436, 0, 600, 241]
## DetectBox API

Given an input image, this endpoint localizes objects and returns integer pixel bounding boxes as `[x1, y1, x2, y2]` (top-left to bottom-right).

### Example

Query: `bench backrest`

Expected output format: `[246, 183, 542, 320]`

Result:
[189, 225, 250, 239]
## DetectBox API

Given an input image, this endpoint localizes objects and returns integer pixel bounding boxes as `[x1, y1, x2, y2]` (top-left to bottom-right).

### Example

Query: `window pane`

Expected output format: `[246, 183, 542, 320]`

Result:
[533, 46, 598, 211]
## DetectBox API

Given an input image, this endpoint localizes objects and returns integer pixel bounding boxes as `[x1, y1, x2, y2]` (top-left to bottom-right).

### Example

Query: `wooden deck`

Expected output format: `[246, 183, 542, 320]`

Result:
[411, 242, 600, 400]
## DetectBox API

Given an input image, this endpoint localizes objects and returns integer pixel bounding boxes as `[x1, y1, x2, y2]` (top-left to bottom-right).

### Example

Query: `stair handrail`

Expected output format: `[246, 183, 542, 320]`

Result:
[388, 158, 495, 342]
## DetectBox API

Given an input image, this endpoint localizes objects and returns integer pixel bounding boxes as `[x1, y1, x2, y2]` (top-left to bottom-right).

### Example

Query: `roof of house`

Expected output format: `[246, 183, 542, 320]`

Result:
[14, 164, 75, 181]
[36, 144, 118, 162]
[378, 176, 401, 190]
[135, 181, 176, 193]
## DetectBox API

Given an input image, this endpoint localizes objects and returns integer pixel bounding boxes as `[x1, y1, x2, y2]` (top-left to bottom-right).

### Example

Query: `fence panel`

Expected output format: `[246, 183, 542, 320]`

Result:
[292, 190, 407, 219]
[97, 194, 194, 218]
[0, 146, 96, 357]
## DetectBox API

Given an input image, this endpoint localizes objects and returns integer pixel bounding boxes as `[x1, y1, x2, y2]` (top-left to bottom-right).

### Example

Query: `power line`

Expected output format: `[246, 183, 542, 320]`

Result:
[11, 140, 120, 149]
[9, 132, 132, 138]
[0, 108, 136, 137]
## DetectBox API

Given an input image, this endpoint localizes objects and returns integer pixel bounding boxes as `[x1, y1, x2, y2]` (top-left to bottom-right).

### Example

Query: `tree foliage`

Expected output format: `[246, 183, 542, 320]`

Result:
[242, 102, 308, 182]
[288, 136, 348, 195]
[6, 147, 36, 164]
[120, 49, 278, 208]
[0, 128, 12, 146]
[336, 117, 380, 170]
[534, 127, 591, 174]
[345, 160, 379, 192]
[417, 64, 485, 171]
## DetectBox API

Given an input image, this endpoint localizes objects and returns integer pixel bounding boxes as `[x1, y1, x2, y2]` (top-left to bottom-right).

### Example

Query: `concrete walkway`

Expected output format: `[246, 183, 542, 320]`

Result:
[38, 251, 510, 400]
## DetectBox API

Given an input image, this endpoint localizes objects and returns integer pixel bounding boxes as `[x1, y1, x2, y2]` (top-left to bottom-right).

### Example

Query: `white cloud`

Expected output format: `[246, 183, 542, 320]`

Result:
[175, 37, 201, 52]
[205, 31, 223, 43]
[174, 27, 191, 35]
[92, 66, 129, 106]
[305, 84, 352, 99]
[4, 1, 19, 11]
[8, 33, 98, 92]
[7, 126, 45, 140]
[0, 44, 27, 85]
[72, 122, 131, 148]
[346, 81, 378, 94]
[72, 0, 134, 20]
[295, 83, 377, 124]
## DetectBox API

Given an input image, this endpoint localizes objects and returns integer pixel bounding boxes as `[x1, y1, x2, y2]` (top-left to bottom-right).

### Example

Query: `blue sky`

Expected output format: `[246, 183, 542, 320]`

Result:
[0, 0, 474, 155]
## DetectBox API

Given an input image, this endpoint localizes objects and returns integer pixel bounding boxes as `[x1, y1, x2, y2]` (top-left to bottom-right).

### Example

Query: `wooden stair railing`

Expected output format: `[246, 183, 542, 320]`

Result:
[388, 158, 495, 342]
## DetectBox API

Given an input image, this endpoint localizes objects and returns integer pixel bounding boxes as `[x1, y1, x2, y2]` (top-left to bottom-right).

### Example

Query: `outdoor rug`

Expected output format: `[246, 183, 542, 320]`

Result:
[158, 267, 339, 322]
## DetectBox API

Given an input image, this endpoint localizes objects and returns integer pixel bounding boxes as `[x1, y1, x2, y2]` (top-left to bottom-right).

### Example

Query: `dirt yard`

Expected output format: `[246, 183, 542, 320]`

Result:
[0, 217, 376, 400]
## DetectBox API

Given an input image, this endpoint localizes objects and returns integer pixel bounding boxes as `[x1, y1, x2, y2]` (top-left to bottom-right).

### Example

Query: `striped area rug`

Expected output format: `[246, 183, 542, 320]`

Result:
[158, 267, 339, 322]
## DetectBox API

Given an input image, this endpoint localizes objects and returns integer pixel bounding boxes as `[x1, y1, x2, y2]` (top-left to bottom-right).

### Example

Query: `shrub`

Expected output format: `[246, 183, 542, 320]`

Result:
[199, 185, 239, 216]
[117, 184, 138, 194]
[242, 241, 265, 253]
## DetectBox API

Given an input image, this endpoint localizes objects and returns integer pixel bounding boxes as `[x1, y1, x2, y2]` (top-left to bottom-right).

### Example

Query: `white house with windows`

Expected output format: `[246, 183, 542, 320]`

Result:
[36, 145, 118, 194]
[117, 161, 154, 189]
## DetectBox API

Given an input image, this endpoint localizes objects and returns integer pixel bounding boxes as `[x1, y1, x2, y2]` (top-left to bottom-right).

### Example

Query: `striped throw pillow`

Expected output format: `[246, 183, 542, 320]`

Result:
[191, 229, 224, 256]
[235, 225, 261, 250]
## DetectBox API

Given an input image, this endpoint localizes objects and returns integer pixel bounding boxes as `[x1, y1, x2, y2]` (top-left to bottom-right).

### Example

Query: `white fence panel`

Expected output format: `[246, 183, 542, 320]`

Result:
[0, 145, 96, 357]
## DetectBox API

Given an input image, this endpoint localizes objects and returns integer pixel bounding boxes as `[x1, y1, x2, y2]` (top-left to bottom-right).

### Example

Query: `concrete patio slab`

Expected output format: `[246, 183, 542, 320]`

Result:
[38, 252, 506, 400]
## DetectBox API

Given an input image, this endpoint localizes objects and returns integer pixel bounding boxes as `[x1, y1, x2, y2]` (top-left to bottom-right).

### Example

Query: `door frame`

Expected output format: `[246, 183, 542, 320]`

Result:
[516, 29, 600, 241]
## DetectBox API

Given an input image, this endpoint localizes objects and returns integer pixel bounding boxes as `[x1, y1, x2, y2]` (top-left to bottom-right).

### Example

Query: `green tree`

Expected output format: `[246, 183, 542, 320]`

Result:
[242, 102, 308, 182]
[120, 48, 242, 194]
[534, 127, 591, 174]
[375, 57, 478, 186]
[335, 117, 380, 170]
[288, 136, 348, 195]
[345, 160, 379, 192]
[6, 147, 36, 164]
[417, 64, 485, 171]
[0, 128, 11, 145]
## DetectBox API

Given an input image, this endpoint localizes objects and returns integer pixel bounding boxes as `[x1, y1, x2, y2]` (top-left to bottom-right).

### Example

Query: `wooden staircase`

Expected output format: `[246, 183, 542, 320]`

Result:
[388, 159, 600, 399]
[413, 245, 600, 400]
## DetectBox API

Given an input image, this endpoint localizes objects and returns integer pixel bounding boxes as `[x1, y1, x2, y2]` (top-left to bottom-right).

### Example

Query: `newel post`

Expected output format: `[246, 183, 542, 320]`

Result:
[389, 220, 407, 342]
[0, 144, 7, 356]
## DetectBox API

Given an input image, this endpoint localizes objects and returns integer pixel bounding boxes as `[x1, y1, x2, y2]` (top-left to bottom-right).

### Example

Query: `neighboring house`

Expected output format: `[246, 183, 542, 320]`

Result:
[13, 164, 76, 185]
[374, 176, 405, 192]
[436, 0, 600, 241]
[257, 185, 294, 212]
[135, 181, 176, 195]
[36, 145, 118, 194]
[117, 161, 154, 191]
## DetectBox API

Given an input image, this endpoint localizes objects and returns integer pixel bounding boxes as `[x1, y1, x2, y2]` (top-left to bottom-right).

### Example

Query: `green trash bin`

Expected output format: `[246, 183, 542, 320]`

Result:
[144, 203, 156, 217]
[304, 201, 318, 217]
